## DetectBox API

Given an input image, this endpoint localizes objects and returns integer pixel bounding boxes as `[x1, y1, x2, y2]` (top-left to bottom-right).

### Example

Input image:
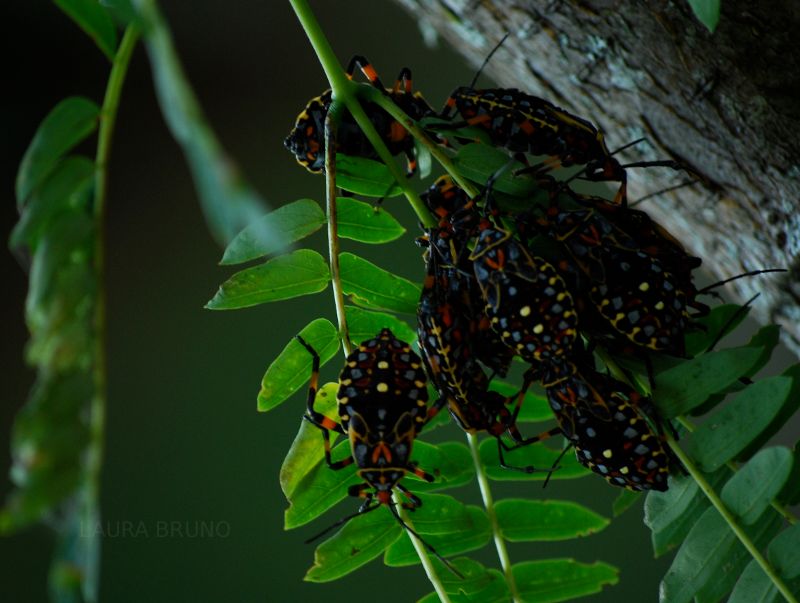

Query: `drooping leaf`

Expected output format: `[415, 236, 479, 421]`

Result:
[769, 523, 800, 579]
[206, 249, 330, 310]
[55, 0, 119, 60]
[220, 199, 325, 265]
[684, 304, 749, 357]
[384, 496, 491, 566]
[413, 137, 433, 180]
[417, 558, 510, 603]
[687, 0, 721, 33]
[16, 97, 100, 207]
[403, 441, 475, 493]
[612, 489, 642, 517]
[344, 306, 416, 345]
[512, 559, 619, 603]
[304, 508, 402, 582]
[489, 380, 551, 423]
[660, 506, 782, 603]
[479, 438, 590, 482]
[453, 143, 546, 198]
[284, 441, 359, 530]
[279, 382, 339, 500]
[336, 197, 406, 244]
[687, 376, 793, 472]
[10, 156, 94, 250]
[133, 0, 277, 245]
[257, 318, 340, 412]
[339, 252, 420, 314]
[721, 447, 794, 525]
[335, 154, 403, 198]
[496, 499, 609, 542]
[654, 346, 764, 418]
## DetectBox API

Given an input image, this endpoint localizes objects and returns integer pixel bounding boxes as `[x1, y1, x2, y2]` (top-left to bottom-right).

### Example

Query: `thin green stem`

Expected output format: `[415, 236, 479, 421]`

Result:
[667, 435, 798, 603]
[676, 416, 797, 525]
[466, 433, 521, 603]
[88, 23, 139, 598]
[324, 106, 351, 357]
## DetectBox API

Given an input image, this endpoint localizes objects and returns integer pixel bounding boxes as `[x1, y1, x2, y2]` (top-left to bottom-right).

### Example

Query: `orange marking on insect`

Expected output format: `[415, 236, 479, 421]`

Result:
[321, 417, 338, 430]
[520, 120, 535, 135]
[390, 121, 407, 142]
[363, 65, 379, 83]
[372, 442, 392, 464]
[467, 113, 491, 126]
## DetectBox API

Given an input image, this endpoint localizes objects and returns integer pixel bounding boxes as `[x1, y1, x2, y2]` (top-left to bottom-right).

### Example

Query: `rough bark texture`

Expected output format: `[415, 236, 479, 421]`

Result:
[394, 0, 800, 355]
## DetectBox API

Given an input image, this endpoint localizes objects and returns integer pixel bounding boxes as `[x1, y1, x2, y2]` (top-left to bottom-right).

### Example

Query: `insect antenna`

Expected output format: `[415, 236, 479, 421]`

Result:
[304, 500, 382, 544]
[387, 501, 464, 579]
[697, 268, 787, 295]
[469, 33, 510, 89]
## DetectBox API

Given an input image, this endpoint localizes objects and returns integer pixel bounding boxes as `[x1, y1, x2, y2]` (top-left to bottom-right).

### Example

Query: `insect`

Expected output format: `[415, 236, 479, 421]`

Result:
[296, 329, 460, 574]
[284, 56, 433, 176]
[535, 356, 678, 491]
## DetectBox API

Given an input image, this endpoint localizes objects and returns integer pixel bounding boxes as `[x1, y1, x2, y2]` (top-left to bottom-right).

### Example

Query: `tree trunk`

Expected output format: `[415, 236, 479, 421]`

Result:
[394, 0, 800, 355]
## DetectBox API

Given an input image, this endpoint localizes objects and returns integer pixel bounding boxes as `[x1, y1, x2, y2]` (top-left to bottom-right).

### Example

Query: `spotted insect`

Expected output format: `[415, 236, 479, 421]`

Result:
[296, 329, 460, 574]
[284, 56, 433, 176]
[469, 216, 580, 364]
[536, 356, 678, 491]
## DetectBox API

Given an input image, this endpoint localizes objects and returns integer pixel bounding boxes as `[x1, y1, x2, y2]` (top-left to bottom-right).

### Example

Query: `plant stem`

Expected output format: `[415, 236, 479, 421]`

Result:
[667, 435, 798, 603]
[288, 0, 434, 228]
[676, 416, 797, 525]
[88, 24, 139, 600]
[324, 107, 351, 357]
[466, 433, 521, 603]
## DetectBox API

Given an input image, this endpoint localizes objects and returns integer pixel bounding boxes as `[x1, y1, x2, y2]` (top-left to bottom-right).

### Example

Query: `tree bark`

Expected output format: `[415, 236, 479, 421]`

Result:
[394, 0, 800, 355]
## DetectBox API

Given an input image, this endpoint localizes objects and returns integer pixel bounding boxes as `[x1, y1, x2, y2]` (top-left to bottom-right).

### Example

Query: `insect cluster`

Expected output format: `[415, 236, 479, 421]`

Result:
[283, 52, 738, 568]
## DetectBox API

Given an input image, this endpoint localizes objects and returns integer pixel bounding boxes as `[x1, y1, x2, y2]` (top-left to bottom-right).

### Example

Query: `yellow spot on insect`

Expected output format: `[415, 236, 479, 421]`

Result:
[339, 396, 349, 404]
[655, 301, 665, 310]
[341, 414, 350, 422]
[639, 282, 650, 292]
[378, 361, 389, 369]
[520, 305, 531, 317]
[620, 466, 629, 474]
[503, 331, 511, 338]
[548, 277, 558, 285]
[615, 313, 625, 321]
[491, 317, 499, 324]
[557, 293, 567, 301]
[417, 400, 426, 406]
[533, 324, 544, 334]
[414, 380, 425, 388]
[348, 361, 357, 367]
[377, 383, 389, 393]
[341, 379, 352, 386]
[411, 363, 420, 369]
[603, 449, 613, 458]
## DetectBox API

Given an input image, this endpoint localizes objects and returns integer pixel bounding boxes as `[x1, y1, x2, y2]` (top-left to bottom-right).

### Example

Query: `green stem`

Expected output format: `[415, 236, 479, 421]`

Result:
[676, 416, 797, 525]
[466, 433, 521, 603]
[324, 106, 351, 357]
[667, 435, 798, 603]
[288, 0, 434, 228]
[88, 23, 139, 599]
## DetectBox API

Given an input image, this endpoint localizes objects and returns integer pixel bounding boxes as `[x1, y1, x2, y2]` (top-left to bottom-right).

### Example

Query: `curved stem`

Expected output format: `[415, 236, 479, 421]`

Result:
[667, 435, 798, 603]
[324, 106, 351, 357]
[466, 433, 521, 603]
[88, 23, 139, 598]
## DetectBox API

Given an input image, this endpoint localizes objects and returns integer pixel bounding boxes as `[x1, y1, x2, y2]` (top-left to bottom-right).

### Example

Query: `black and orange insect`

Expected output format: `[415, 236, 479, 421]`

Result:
[284, 56, 433, 176]
[534, 356, 678, 491]
[296, 329, 460, 574]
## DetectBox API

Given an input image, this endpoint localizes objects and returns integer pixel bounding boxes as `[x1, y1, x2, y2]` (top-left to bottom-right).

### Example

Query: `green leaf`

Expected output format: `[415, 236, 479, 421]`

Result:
[134, 0, 276, 245]
[206, 249, 329, 310]
[384, 496, 491, 566]
[10, 156, 94, 250]
[304, 509, 402, 582]
[687, 0, 721, 33]
[778, 440, 800, 506]
[16, 97, 100, 207]
[644, 468, 728, 557]
[685, 304, 749, 357]
[413, 137, 433, 180]
[335, 154, 403, 198]
[336, 197, 406, 244]
[257, 318, 339, 412]
[770, 523, 800, 579]
[403, 441, 474, 493]
[453, 143, 546, 198]
[496, 499, 609, 542]
[55, 0, 118, 60]
[513, 559, 619, 602]
[344, 306, 416, 345]
[721, 447, 793, 525]
[489, 381, 551, 423]
[612, 489, 642, 517]
[479, 437, 590, 481]
[728, 559, 784, 603]
[220, 199, 325, 265]
[688, 376, 794, 472]
[279, 383, 339, 500]
[418, 558, 510, 602]
[339, 252, 420, 314]
[661, 506, 782, 603]
[654, 346, 764, 418]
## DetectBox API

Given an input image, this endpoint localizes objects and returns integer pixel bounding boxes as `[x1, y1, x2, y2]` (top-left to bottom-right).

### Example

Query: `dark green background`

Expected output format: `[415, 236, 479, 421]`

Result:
[2, 2, 794, 602]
